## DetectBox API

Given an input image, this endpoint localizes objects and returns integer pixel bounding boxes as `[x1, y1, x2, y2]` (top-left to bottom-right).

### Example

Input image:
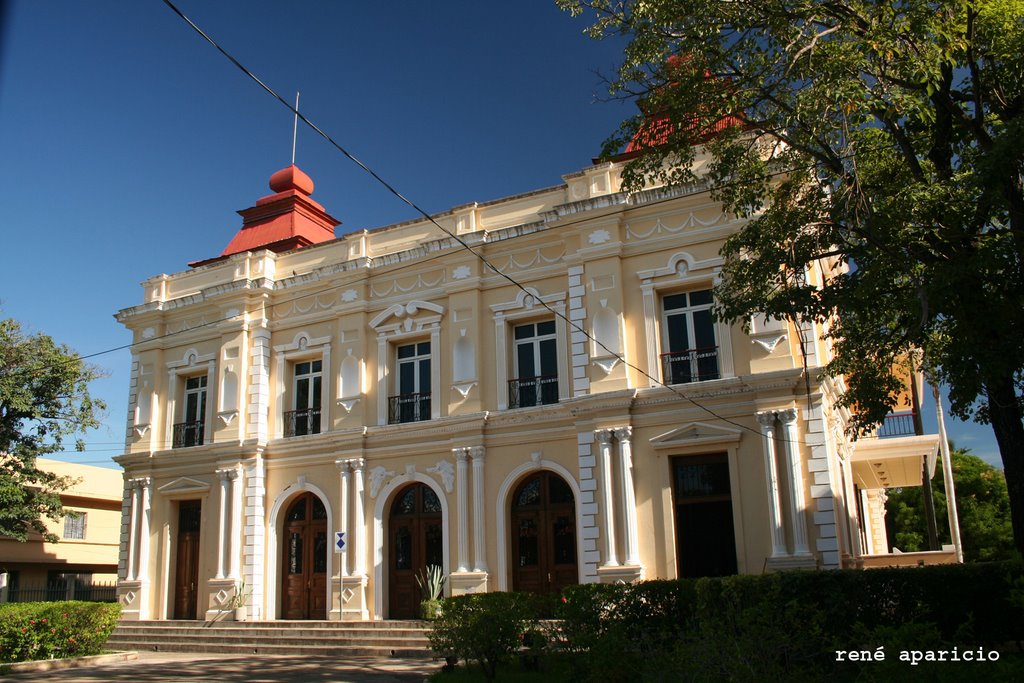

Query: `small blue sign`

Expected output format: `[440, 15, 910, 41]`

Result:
[335, 531, 346, 552]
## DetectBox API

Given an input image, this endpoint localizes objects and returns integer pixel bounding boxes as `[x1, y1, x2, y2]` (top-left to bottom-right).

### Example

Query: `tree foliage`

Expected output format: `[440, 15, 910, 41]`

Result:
[560, 0, 1024, 552]
[886, 448, 1016, 562]
[0, 318, 104, 541]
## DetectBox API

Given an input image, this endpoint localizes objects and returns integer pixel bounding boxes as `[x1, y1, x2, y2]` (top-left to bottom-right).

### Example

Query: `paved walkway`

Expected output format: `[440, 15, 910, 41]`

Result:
[2, 652, 440, 682]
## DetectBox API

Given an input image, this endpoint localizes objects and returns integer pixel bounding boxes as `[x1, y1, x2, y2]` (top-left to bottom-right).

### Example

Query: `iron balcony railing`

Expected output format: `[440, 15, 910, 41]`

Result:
[863, 411, 918, 439]
[388, 392, 431, 424]
[508, 375, 559, 409]
[172, 421, 204, 448]
[283, 407, 322, 437]
[660, 346, 720, 385]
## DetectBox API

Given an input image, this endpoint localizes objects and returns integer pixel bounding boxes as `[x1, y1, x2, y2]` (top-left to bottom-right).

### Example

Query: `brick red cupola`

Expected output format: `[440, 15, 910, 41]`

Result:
[189, 164, 340, 268]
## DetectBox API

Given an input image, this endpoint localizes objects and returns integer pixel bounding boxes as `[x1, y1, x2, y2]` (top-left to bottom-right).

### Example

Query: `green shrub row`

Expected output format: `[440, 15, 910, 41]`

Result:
[0, 601, 121, 663]
[431, 561, 1024, 682]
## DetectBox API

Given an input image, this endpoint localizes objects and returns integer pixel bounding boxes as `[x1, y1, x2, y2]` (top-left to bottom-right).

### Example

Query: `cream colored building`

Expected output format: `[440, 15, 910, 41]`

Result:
[113, 154, 943, 622]
[0, 458, 121, 601]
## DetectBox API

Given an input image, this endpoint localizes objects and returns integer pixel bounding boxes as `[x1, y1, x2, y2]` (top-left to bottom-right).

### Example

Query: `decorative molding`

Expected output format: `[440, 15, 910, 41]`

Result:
[426, 460, 455, 493]
[133, 423, 151, 437]
[157, 476, 210, 495]
[752, 334, 787, 353]
[368, 466, 396, 498]
[592, 357, 619, 376]
[370, 272, 446, 298]
[451, 381, 477, 399]
[336, 397, 360, 413]
[649, 422, 743, 449]
[217, 410, 238, 426]
[625, 211, 731, 241]
[368, 300, 446, 330]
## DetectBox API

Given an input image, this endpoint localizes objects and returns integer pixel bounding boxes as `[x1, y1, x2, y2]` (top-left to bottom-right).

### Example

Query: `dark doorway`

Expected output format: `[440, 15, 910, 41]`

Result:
[671, 454, 738, 577]
[280, 493, 328, 620]
[388, 483, 443, 619]
[511, 471, 578, 594]
[173, 500, 201, 619]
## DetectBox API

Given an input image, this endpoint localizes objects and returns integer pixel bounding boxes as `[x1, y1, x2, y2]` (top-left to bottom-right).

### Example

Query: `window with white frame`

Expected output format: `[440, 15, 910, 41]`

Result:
[661, 289, 719, 384]
[63, 511, 87, 540]
[509, 320, 559, 408]
[389, 341, 431, 424]
[286, 359, 322, 437]
[173, 375, 207, 448]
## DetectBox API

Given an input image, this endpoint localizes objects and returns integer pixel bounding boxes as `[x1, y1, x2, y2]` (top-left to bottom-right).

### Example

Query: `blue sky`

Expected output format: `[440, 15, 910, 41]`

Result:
[0, 0, 1002, 468]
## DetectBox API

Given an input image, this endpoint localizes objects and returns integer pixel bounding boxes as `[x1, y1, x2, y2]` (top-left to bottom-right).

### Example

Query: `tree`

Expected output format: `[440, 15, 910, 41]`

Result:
[559, 0, 1024, 554]
[0, 317, 104, 541]
[886, 448, 1016, 561]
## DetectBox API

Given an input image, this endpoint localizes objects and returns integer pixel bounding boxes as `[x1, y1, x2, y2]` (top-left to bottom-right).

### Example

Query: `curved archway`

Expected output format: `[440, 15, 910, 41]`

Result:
[510, 471, 578, 594]
[385, 482, 444, 618]
[279, 492, 329, 620]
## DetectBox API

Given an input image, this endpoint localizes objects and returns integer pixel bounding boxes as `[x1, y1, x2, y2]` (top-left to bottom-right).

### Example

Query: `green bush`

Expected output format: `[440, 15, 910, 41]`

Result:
[429, 592, 538, 681]
[557, 561, 1024, 682]
[0, 601, 121, 663]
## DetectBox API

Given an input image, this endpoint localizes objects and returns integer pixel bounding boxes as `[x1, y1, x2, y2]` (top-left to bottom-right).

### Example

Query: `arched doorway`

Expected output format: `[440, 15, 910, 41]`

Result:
[280, 492, 328, 620]
[511, 471, 578, 594]
[388, 483, 443, 619]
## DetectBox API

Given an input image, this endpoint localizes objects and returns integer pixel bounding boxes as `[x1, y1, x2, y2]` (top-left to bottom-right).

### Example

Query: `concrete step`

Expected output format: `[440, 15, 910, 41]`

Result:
[111, 626, 429, 639]
[109, 620, 433, 656]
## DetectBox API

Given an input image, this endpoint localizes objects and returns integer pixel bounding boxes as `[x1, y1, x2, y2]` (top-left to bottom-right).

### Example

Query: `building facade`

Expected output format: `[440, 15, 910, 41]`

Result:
[114, 155, 941, 621]
[1, 458, 122, 602]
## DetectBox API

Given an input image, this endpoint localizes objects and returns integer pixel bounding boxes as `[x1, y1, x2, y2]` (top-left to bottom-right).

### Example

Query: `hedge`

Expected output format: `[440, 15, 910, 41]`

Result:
[430, 562, 1024, 682]
[557, 561, 1024, 682]
[0, 601, 121, 663]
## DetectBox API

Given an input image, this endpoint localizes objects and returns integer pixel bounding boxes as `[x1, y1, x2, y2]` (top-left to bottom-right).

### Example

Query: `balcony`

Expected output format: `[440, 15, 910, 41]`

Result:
[388, 392, 431, 425]
[660, 346, 720, 385]
[172, 421, 204, 448]
[863, 411, 918, 439]
[283, 407, 321, 437]
[508, 375, 559, 409]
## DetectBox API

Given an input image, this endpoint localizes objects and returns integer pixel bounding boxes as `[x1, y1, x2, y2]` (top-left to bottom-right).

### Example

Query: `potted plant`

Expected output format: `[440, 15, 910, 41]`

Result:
[230, 579, 249, 621]
[415, 564, 446, 620]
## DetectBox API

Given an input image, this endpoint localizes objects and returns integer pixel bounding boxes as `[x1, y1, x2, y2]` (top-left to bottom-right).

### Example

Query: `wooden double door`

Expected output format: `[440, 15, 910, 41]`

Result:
[388, 483, 444, 619]
[511, 472, 578, 594]
[281, 493, 329, 620]
[173, 500, 202, 619]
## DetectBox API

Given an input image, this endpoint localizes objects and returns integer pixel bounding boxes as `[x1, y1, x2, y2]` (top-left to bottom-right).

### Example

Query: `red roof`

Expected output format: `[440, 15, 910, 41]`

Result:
[189, 164, 340, 268]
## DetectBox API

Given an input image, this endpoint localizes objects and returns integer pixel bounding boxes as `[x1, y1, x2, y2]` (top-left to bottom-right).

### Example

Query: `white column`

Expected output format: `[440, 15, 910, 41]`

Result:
[215, 470, 230, 579]
[352, 458, 366, 576]
[228, 468, 243, 579]
[126, 480, 140, 581]
[934, 386, 963, 563]
[165, 371, 178, 449]
[779, 409, 810, 555]
[615, 427, 640, 566]
[430, 326, 442, 419]
[455, 448, 470, 572]
[376, 334, 389, 426]
[321, 343, 332, 431]
[337, 460, 350, 577]
[274, 351, 286, 439]
[595, 429, 618, 566]
[757, 412, 787, 557]
[204, 361, 216, 444]
[640, 281, 659, 387]
[470, 447, 487, 572]
[494, 314, 508, 410]
[137, 478, 152, 581]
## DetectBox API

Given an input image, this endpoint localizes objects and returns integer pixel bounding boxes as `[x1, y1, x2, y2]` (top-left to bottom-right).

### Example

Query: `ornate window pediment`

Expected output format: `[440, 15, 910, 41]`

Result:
[650, 422, 743, 450]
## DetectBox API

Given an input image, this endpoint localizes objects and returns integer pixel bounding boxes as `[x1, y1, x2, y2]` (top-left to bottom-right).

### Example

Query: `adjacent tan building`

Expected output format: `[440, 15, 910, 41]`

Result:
[0, 458, 121, 602]
[113, 152, 944, 622]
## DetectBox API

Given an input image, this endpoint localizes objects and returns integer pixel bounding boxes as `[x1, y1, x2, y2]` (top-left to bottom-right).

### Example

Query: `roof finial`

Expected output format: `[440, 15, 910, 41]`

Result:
[291, 91, 300, 165]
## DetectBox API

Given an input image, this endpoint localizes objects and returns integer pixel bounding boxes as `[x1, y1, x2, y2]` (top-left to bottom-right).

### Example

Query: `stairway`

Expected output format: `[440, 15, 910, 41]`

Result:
[107, 620, 433, 657]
